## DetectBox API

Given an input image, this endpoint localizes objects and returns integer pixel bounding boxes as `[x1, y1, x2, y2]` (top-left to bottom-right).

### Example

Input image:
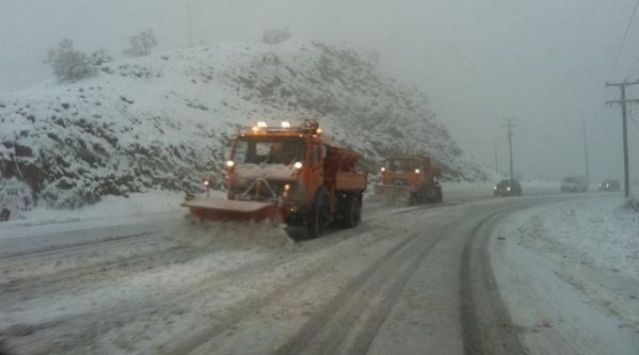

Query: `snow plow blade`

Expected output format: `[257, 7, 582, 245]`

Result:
[374, 185, 411, 201]
[182, 198, 280, 222]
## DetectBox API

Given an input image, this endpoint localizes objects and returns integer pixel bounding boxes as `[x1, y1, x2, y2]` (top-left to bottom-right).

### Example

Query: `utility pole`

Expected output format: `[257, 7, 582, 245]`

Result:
[606, 80, 639, 198]
[583, 122, 590, 183]
[504, 119, 515, 184]
[494, 141, 499, 174]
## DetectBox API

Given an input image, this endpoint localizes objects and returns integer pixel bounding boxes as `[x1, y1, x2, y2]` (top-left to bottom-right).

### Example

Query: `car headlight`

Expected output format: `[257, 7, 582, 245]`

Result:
[506, 186, 511, 191]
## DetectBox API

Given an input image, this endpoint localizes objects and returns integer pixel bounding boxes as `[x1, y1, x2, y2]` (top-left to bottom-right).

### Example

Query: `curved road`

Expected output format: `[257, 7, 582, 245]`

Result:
[0, 195, 562, 355]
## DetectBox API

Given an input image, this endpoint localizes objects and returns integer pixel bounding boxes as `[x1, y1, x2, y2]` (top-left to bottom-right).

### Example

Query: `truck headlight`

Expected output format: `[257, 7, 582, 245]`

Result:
[414, 169, 420, 174]
[293, 161, 303, 170]
[226, 160, 235, 168]
[380, 167, 386, 172]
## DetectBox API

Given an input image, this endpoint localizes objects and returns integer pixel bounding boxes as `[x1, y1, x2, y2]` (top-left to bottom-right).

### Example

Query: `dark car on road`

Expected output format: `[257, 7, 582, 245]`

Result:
[494, 179, 522, 197]
[560, 176, 588, 193]
[598, 179, 621, 192]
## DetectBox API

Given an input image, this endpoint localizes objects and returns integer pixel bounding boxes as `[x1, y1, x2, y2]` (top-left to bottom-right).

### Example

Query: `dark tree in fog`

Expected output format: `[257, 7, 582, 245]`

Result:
[123, 29, 158, 57]
[262, 28, 291, 45]
[44, 38, 96, 81]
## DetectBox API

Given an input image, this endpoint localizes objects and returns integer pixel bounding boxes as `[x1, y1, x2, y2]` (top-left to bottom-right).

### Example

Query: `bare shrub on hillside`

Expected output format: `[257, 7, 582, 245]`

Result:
[45, 38, 96, 81]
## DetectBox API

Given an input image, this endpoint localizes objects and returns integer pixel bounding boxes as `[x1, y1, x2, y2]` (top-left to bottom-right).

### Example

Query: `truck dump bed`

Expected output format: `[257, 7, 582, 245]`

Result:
[325, 145, 367, 192]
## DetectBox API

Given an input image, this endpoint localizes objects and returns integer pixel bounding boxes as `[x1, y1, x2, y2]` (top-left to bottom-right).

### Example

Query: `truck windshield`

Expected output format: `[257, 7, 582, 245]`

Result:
[386, 159, 420, 171]
[233, 137, 305, 165]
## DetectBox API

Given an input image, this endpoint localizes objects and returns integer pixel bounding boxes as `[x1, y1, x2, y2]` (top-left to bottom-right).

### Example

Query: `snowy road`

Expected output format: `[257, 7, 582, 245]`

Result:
[1, 193, 633, 355]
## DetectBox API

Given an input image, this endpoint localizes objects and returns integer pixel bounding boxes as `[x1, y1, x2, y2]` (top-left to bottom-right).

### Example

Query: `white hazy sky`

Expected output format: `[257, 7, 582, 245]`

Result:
[1, 0, 639, 182]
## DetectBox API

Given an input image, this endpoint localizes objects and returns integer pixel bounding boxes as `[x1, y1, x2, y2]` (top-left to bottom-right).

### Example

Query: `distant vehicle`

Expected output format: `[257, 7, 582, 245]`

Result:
[560, 176, 588, 193]
[0, 178, 33, 222]
[598, 179, 621, 192]
[494, 179, 522, 197]
[374, 155, 443, 205]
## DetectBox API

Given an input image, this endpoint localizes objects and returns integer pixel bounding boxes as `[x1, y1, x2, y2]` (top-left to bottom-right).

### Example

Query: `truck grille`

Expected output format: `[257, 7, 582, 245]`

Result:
[231, 179, 294, 201]
[391, 178, 408, 187]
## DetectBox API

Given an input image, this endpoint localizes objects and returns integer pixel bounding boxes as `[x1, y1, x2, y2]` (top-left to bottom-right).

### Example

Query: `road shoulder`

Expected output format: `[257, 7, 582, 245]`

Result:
[490, 197, 639, 355]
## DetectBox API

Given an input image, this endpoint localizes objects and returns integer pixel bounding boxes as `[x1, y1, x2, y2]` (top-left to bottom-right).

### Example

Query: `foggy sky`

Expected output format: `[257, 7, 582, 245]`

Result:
[2, 0, 639, 182]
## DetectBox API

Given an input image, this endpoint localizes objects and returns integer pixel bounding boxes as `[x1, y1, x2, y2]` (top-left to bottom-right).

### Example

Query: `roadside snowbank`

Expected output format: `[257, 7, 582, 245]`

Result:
[492, 196, 639, 355]
[519, 196, 639, 276]
[1, 190, 192, 228]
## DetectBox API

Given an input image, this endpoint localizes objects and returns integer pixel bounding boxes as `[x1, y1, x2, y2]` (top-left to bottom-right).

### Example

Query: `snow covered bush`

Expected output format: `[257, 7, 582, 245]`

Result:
[0, 178, 33, 221]
[623, 197, 639, 212]
[45, 38, 96, 81]
[262, 28, 291, 45]
[123, 29, 158, 57]
[89, 49, 114, 66]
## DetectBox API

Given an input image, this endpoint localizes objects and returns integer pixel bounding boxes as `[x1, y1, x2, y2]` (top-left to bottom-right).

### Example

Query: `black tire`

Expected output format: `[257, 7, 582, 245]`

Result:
[433, 186, 443, 202]
[308, 188, 331, 238]
[0, 209, 10, 222]
[341, 195, 362, 228]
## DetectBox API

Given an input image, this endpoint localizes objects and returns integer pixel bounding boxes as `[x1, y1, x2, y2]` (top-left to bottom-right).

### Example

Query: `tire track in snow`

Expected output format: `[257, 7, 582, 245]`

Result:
[5, 224, 391, 355]
[460, 208, 527, 355]
[272, 228, 448, 355]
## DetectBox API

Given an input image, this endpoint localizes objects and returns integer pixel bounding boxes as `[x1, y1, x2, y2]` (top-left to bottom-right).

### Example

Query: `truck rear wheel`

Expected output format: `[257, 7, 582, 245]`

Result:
[341, 194, 362, 228]
[309, 188, 331, 238]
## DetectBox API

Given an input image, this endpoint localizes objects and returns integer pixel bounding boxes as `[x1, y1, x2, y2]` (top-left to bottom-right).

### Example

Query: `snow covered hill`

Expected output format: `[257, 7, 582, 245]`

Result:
[0, 39, 487, 207]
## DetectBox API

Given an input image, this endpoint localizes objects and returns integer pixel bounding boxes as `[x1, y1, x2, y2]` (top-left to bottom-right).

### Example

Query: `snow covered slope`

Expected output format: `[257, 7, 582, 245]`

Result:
[0, 39, 487, 207]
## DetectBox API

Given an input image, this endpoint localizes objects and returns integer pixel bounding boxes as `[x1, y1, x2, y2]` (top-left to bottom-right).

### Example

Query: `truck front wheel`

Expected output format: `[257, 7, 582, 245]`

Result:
[433, 186, 443, 203]
[309, 188, 331, 238]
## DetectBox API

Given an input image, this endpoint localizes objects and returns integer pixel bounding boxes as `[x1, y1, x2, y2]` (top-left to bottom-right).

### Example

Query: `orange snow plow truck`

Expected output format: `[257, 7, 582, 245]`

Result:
[375, 155, 443, 204]
[182, 120, 367, 238]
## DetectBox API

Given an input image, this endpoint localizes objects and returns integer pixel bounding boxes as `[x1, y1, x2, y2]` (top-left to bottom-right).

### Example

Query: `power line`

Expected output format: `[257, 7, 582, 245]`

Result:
[625, 53, 639, 79]
[609, 0, 639, 81]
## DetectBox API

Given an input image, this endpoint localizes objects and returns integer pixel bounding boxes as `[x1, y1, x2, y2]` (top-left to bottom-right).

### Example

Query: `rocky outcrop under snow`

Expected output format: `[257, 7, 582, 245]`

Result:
[0, 39, 488, 207]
